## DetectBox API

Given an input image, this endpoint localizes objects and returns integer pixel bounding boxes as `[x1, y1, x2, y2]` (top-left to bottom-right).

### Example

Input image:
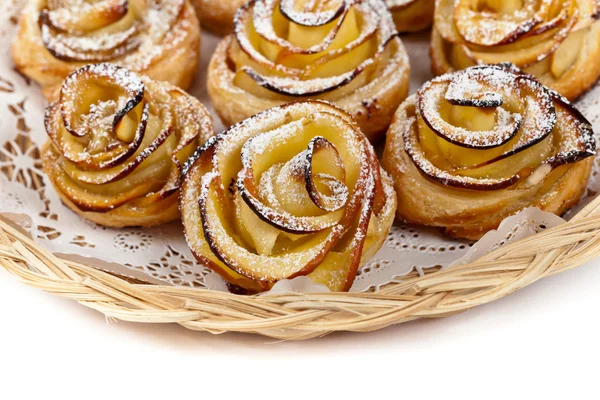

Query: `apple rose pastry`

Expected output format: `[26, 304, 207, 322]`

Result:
[430, 0, 600, 100]
[41, 64, 213, 228]
[207, 0, 410, 142]
[386, 0, 434, 32]
[382, 64, 595, 240]
[180, 101, 397, 293]
[12, 0, 200, 99]
[189, 0, 246, 35]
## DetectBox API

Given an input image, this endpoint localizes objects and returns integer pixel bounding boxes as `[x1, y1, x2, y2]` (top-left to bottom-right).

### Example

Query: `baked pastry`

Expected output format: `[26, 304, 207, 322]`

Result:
[386, 0, 434, 32]
[382, 64, 595, 240]
[12, 0, 200, 99]
[180, 101, 397, 293]
[189, 0, 246, 35]
[42, 63, 213, 227]
[430, 0, 600, 100]
[207, 0, 410, 143]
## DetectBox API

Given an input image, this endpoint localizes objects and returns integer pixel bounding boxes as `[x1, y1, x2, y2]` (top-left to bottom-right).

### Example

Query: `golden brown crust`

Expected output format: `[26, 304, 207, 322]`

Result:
[42, 142, 181, 228]
[12, 0, 200, 99]
[190, 0, 246, 35]
[430, 0, 600, 101]
[387, 0, 434, 32]
[180, 100, 397, 292]
[382, 66, 595, 241]
[41, 64, 214, 228]
[207, 0, 410, 143]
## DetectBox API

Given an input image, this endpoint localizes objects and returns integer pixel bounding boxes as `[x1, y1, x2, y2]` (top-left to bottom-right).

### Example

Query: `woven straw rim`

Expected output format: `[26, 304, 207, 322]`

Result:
[2, 195, 600, 340]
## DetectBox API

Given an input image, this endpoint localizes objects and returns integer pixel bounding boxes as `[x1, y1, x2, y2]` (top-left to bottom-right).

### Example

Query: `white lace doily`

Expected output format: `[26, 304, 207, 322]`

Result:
[2, 0, 600, 293]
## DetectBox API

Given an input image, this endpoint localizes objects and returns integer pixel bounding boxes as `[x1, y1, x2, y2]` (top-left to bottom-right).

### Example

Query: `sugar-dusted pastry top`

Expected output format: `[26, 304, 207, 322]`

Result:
[180, 101, 397, 293]
[383, 63, 596, 240]
[13, 0, 200, 94]
[42, 63, 213, 227]
[231, 0, 399, 97]
[207, 0, 410, 141]
[431, 0, 600, 100]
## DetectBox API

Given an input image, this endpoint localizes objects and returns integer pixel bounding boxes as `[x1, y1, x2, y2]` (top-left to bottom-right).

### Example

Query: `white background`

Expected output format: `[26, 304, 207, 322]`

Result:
[1, 257, 599, 399]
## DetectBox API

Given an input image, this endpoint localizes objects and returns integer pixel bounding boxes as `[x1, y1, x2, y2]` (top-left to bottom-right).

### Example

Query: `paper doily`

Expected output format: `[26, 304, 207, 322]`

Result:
[1, 0, 600, 293]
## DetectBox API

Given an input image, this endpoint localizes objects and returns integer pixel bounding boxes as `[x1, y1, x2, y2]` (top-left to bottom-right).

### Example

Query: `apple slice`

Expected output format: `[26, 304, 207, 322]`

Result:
[454, 0, 542, 46]
[48, 64, 148, 169]
[464, 8, 577, 67]
[200, 173, 340, 282]
[39, 7, 142, 62]
[43, 0, 129, 33]
[550, 28, 585, 78]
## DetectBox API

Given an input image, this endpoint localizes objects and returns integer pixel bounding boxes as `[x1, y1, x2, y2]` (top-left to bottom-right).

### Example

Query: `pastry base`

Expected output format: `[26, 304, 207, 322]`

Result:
[190, 0, 246, 36]
[390, 0, 434, 33]
[41, 143, 181, 229]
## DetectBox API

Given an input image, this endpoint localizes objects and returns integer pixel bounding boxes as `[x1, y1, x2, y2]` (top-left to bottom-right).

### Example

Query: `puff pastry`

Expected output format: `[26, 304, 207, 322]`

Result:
[207, 0, 410, 143]
[42, 63, 213, 228]
[12, 0, 201, 99]
[180, 101, 397, 293]
[189, 0, 246, 35]
[382, 64, 595, 240]
[430, 0, 600, 100]
[386, 0, 434, 32]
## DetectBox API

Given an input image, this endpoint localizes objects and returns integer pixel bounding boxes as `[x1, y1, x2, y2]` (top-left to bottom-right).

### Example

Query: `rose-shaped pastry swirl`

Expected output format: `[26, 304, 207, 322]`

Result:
[180, 101, 397, 293]
[386, 0, 434, 32]
[382, 64, 595, 240]
[431, 0, 600, 100]
[41, 63, 214, 227]
[12, 0, 200, 98]
[207, 0, 410, 142]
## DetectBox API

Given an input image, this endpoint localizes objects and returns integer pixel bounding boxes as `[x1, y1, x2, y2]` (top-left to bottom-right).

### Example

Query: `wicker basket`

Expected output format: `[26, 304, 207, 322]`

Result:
[2, 192, 600, 340]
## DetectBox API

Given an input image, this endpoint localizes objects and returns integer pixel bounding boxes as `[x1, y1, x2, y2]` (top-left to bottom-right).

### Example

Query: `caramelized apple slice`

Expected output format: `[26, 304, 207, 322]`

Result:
[47, 64, 149, 169]
[454, 0, 545, 46]
[465, 12, 577, 67]
[180, 144, 266, 292]
[404, 117, 523, 189]
[179, 100, 396, 291]
[43, 0, 129, 33]
[278, 0, 346, 26]
[200, 173, 340, 282]
[238, 124, 348, 233]
[247, 0, 349, 56]
[304, 137, 349, 212]
[241, 35, 393, 97]
[419, 65, 555, 150]
[550, 28, 585, 78]
[546, 92, 596, 166]
[39, 8, 142, 62]
[404, 64, 595, 191]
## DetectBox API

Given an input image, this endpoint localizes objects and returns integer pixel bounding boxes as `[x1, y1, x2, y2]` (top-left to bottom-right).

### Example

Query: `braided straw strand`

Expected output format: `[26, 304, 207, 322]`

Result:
[2, 194, 600, 340]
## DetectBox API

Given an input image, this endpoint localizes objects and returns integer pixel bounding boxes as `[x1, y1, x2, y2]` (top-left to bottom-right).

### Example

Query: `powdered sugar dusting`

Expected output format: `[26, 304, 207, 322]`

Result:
[36, 0, 191, 72]
[400, 64, 595, 190]
[180, 101, 396, 291]
[232, 0, 401, 97]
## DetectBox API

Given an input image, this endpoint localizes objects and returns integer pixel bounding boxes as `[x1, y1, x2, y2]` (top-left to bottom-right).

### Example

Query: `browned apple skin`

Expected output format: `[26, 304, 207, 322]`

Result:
[383, 68, 596, 240]
[180, 100, 395, 292]
[429, 12, 600, 101]
[12, 0, 201, 99]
